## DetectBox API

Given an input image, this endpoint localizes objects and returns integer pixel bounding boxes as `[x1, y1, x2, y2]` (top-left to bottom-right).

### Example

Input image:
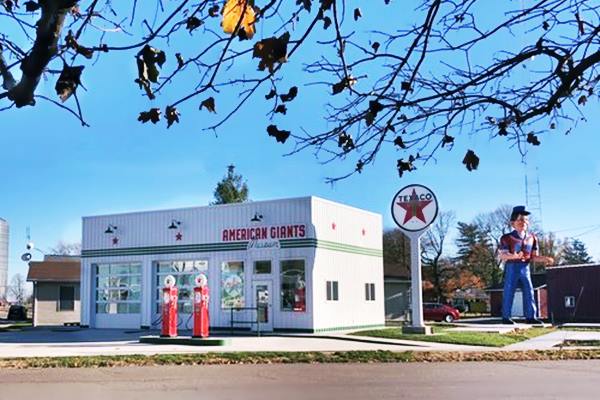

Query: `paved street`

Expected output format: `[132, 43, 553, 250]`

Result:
[1, 360, 600, 400]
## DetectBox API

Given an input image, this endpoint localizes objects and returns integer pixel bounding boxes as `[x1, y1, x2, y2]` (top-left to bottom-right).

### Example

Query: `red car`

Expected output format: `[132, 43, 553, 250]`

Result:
[423, 303, 460, 323]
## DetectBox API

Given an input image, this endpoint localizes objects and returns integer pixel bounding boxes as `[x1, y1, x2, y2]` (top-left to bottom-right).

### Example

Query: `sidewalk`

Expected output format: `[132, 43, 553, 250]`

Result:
[503, 329, 600, 350]
[0, 326, 488, 358]
[1, 324, 599, 358]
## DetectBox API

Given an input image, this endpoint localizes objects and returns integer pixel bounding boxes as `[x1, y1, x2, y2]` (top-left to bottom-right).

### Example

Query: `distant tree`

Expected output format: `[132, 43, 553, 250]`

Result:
[561, 238, 593, 265]
[422, 211, 456, 301]
[9, 274, 26, 305]
[382, 229, 411, 276]
[474, 205, 513, 248]
[455, 221, 500, 287]
[473, 205, 512, 284]
[212, 165, 249, 205]
[49, 241, 81, 256]
[442, 270, 484, 300]
[534, 231, 563, 271]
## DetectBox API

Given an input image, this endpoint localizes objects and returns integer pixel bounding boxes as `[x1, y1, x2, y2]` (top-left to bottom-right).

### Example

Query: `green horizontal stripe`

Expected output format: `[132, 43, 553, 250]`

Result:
[83, 238, 381, 258]
[313, 324, 385, 333]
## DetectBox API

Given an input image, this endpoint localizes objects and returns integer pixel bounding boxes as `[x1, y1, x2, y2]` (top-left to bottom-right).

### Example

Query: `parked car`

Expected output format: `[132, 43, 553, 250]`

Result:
[423, 302, 460, 323]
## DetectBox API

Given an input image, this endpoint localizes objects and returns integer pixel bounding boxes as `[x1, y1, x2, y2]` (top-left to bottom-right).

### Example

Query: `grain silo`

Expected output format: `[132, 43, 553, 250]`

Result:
[0, 218, 8, 300]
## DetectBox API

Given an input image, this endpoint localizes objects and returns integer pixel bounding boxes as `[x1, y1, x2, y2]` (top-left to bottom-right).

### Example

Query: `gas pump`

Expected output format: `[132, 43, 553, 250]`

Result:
[161, 275, 178, 338]
[193, 273, 210, 338]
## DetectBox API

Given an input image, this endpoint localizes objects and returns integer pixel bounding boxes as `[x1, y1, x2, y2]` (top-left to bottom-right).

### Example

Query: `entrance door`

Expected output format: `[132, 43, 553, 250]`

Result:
[251, 280, 273, 332]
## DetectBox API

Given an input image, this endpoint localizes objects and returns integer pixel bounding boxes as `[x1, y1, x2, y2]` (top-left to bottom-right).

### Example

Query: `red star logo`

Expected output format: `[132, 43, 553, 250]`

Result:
[331, 222, 336, 230]
[397, 189, 432, 224]
[112, 237, 119, 245]
[176, 232, 183, 241]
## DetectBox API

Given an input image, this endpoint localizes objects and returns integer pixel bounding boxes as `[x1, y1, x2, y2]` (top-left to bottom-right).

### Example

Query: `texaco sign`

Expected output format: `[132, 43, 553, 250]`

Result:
[391, 184, 438, 232]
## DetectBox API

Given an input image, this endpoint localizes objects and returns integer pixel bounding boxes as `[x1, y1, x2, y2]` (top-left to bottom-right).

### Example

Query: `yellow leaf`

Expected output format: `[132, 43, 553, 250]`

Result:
[222, 0, 256, 39]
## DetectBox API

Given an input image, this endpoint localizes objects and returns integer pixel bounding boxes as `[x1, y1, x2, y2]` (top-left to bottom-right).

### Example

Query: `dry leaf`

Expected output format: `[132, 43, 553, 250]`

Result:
[222, 0, 256, 40]
[200, 97, 216, 113]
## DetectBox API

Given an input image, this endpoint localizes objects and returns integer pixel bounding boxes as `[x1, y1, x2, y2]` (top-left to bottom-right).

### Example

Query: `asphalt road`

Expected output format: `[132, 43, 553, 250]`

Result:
[1, 360, 599, 400]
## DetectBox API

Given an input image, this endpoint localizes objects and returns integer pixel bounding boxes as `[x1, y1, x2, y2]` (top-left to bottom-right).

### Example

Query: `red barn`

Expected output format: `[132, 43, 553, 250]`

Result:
[546, 264, 600, 323]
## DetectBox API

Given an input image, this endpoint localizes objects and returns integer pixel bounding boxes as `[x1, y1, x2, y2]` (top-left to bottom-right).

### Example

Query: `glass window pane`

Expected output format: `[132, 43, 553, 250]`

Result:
[281, 260, 305, 311]
[194, 260, 209, 272]
[254, 260, 271, 274]
[154, 260, 209, 307]
[333, 281, 338, 301]
[111, 264, 130, 275]
[128, 303, 141, 314]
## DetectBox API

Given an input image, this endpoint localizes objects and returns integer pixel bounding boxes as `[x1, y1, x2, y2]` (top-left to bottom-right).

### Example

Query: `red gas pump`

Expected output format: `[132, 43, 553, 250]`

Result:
[193, 273, 210, 338]
[161, 275, 178, 337]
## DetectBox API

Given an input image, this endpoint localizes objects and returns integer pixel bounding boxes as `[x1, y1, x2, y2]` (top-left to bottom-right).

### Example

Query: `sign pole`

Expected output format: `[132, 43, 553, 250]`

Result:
[391, 184, 438, 335]
[409, 233, 425, 329]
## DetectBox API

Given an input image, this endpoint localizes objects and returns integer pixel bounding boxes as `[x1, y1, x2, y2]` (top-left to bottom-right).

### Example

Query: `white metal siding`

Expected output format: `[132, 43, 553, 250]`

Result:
[310, 198, 384, 330]
[82, 197, 312, 250]
[311, 249, 385, 330]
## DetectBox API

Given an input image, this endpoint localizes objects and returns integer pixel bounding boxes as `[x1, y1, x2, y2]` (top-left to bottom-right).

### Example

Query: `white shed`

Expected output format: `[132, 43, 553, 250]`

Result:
[80, 196, 385, 332]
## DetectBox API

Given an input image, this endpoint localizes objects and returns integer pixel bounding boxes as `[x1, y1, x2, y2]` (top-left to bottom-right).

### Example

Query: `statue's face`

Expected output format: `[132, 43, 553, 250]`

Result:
[511, 215, 529, 231]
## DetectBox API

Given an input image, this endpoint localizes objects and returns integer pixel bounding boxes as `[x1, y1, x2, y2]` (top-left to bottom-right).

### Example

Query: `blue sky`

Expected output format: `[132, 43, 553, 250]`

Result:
[1, 1, 599, 286]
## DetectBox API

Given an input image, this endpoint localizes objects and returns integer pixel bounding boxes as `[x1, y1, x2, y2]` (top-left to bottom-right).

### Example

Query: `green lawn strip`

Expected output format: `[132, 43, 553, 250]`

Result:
[3, 349, 600, 369]
[559, 340, 600, 347]
[0, 351, 414, 368]
[0, 323, 32, 333]
[351, 327, 556, 347]
[559, 327, 600, 332]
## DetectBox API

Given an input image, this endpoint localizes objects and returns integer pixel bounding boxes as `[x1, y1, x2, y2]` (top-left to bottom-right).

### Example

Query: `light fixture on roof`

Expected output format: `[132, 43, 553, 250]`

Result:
[168, 219, 181, 230]
[104, 224, 118, 234]
[250, 213, 263, 223]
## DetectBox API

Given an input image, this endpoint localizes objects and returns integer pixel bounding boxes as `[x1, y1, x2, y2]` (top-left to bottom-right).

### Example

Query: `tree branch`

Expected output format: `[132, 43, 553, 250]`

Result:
[7, 0, 79, 107]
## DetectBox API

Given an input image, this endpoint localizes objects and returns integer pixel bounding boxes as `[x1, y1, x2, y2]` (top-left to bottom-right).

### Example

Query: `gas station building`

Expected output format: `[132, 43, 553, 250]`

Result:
[80, 197, 385, 332]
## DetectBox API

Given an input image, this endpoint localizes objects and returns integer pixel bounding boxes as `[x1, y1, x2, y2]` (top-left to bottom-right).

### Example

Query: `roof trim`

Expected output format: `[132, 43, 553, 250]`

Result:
[83, 196, 381, 220]
[486, 284, 547, 292]
[546, 263, 600, 270]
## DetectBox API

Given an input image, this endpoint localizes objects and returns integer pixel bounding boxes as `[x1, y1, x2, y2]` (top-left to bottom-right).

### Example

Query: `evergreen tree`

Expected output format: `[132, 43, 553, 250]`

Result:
[561, 239, 593, 265]
[212, 165, 249, 205]
[455, 222, 500, 287]
[382, 229, 411, 276]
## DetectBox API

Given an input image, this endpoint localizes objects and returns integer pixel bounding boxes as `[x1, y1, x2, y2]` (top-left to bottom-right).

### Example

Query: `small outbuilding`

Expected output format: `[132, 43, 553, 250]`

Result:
[27, 255, 81, 326]
[486, 273, 548, 319]
[383, 262, 410, 321]
[546, 263, 600, 323]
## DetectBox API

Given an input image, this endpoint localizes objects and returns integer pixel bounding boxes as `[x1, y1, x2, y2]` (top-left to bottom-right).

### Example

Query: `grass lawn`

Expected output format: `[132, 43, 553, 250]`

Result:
[351, 326, 556, 347]
[559, 327, 600, 332]
[559, 340, 600, 347]
[3, 348, 600, 368]
[0, 321, 32, 332]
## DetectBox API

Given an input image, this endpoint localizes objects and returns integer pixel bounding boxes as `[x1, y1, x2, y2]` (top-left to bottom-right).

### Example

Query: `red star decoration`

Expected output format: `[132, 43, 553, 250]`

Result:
[397, 188, 432, 224]
[362, 228, 366, 236]
[175, 232, 183, 241]
[112, 237, 119, 245]
[331, 222, 336, 230]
